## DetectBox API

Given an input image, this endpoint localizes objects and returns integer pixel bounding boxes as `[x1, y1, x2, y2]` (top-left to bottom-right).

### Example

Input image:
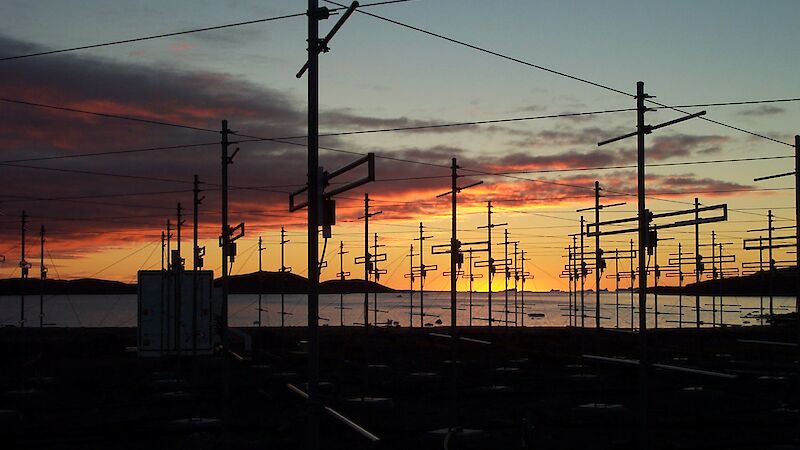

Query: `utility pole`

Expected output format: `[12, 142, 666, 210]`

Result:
[219, 118, 232, 443]
[614, 247, 619, 329]
[405, 244, 415, 328]
[477, 201, 506, 327]
[677, 243, 683, 328]
[415, 222, 434, 327]
[258, 236, 265, 328]
[193, 175, 204, 356]
[630, 239, 635, 330]
[711, 230, 717, 327]
[356, 193, 381, 398]
[370, 233, 387, 325]
[337, 241, 350, 326]
[503, 229, 510, 327]
[580, 216, 585, 328]
[176, 202, 184, 355]
[468, 251, 474, 326]
[519, 249, 530, 327]
[578, 181, 624, 329]
[39, 225, 46, 328]
[280, 226, 290, 328]
[428, 157, 481, 431]
[694, 198, 702, 328]
[572, 236, 577, 326]
[768, 211, 774, 323]
[20, 210, 28, 328]
[166, 220, 172, 271]
[177, 203, 183, 262]
[596, 81, 707, 450]
[513, 241, 519, 326]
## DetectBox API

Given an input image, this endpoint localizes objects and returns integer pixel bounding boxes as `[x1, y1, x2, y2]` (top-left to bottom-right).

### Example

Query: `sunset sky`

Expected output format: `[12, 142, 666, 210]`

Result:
[1, 0, 798, 292]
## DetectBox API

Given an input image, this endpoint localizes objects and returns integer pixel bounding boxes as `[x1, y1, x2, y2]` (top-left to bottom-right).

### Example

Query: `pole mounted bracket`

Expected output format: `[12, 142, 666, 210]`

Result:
[297, 1, 360, 78]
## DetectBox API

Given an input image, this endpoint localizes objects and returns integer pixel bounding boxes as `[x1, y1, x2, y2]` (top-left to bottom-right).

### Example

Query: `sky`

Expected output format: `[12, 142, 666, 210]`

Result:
[0, 0, 798, 292]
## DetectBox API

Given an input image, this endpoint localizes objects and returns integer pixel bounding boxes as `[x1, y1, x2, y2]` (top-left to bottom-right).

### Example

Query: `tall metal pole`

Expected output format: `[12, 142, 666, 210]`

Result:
[768, 210, 774, 323]
[160, 230, 166, 355]
[635, 81, 650, 450]
[653, 237, 659, 330]
[520, 249, 526, 327]
[193, 175, 201, 355]
[409, 243, 414, 328]
[364, 195, 371, 329]
[176, 203, 183, 355]
[487, 201, 493, 328]
[306, 1, 322, 445]
[677, 243, 683, 329]
[695, 198, 701, 328]
[339, 240, 346, 326]
[615, 247, 620, 329]
[419, 222, 425, 328]
[719, 242, 725, 327]
[363, 194, 371, 396]
[630, 238, 635, 330]
[711, 230, 717, 327]
[280, 226, 288, 328]
[759, 236, 764, 325]
[580, 216, 585, 328]
[177, 203, 182, 261]
[468, 251, 474, 327]
[513, 241, 519, 326]
[449, 157, 459, 428]
[258, 236, 264, 328]
[20, 210, 26, 328]
[220, 119, 231, 444]
[503, 228, 509, 327]
[594, 181, 601, 329]
[39, 225, 45, 328]
[166, 220, 172, 271]
[372, 233, 379, 325]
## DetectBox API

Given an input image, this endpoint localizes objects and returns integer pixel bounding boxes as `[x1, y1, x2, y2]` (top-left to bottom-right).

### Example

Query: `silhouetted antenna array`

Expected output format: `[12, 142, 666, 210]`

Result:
[475, 201, 507, 327]
[336, 241, 350, 326]
[412, 222, 437, 327]
[602, 246, 636, 329]
[577, 180, 625, 328]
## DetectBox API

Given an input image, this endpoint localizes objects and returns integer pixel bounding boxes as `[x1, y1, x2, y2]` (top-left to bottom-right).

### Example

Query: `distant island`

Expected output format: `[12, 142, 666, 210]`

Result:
[1, 267, 797, 296]
[0, 271, 396, 295]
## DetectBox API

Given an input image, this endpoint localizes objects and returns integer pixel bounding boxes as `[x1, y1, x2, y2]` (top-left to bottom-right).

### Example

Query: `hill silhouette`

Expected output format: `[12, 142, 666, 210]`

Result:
[0, 271, 396, 295]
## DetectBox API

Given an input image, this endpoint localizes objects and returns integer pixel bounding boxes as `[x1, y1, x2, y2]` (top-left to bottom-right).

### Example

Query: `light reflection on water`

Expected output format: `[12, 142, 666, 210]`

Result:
[0, 292, 794, 328]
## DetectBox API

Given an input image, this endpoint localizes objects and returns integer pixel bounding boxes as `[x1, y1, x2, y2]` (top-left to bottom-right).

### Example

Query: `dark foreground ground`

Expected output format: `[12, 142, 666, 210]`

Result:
[0, 324, 798, 450]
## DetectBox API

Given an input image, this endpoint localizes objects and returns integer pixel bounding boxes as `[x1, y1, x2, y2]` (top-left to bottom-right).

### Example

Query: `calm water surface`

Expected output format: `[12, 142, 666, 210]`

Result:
[0, 292, 794, 328]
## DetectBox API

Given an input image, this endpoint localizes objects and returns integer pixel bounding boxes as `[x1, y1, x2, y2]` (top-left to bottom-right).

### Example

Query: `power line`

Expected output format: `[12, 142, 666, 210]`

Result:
[325, 0, 633, 97]
[0, 0, 413, 62]
[0, 14, 306, 62]
[335, 0, 795, 148]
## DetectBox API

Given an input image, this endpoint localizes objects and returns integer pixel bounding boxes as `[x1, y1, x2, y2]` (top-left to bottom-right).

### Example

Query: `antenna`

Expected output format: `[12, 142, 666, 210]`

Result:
[577, 180, 625, 328]
[279, 226, 292, 328]
[597, 81, 708, 448]
[20, 210, 29, 328]
[336, 241, 351, 326]
[39, 224, 46, 328]
[476, 201, 507, 327]
[752, 135, 799, 333]
[192, 174, 203, 357]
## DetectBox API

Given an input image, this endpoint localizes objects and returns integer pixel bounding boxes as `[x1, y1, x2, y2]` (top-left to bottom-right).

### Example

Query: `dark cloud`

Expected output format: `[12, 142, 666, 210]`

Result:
[0, 35, 766, 265]
[736, 105, 786, 117]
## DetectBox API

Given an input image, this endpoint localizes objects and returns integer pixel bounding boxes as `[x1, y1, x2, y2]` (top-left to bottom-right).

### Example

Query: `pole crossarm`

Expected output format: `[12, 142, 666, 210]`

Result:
[744, 235, 795, 250]
[597, 110, 707, 147]
[289, 153, 376, 212]
[586, 204, 727, 237]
